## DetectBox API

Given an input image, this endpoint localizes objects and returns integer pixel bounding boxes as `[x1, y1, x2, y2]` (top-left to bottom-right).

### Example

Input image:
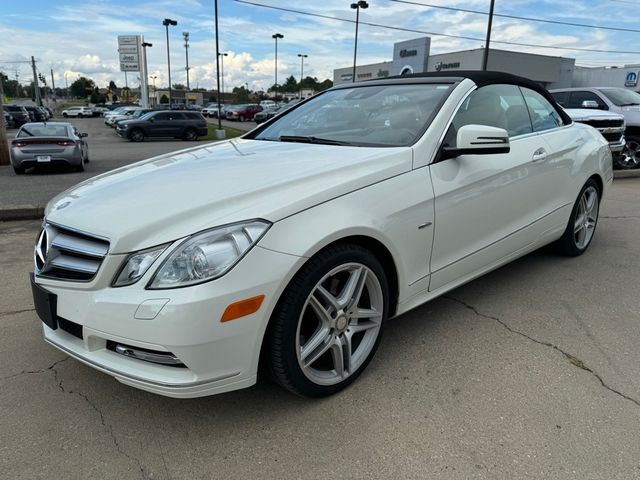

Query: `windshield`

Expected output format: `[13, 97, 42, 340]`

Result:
[18, 124, 68, 137]
[598, 88, 640, 106]
[252, 83, 454, 147]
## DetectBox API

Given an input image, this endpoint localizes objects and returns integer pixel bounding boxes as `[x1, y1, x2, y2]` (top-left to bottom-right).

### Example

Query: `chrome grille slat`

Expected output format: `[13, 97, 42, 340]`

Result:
[35, 223, 110, 282]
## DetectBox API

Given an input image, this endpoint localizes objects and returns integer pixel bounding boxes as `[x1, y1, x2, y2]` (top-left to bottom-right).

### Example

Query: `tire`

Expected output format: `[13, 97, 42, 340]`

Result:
[75, 156, 85, 172]
[615, 135, 640, 170]
[62, 113, 68, 118]
[129, 128, 144, 142]
[183, 128, 198, 141]
[556, 179, 600, 256]
[12, 164, 25, 175]
[239, 115, 245, 122]
[268, 243, 389, 397]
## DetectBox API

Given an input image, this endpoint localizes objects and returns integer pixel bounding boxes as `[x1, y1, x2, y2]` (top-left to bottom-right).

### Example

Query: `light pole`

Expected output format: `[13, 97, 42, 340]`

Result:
[141, 41, 152, 108]
[218, 52, 228, 103]
[297, 53, 307, 99]
[163, 17, 178, 105]
[183, 31, 190, 90]
[350, 1, 368, 83]
[272, 33, 283, 99]
[150, 75, 158, 104]
[214, 0, 223, 133]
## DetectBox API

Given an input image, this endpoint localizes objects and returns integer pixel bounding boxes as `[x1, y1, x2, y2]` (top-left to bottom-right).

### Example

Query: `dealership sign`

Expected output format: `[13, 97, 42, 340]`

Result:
[399, 49, 418, 58]
[118, 35, 141, 72]
[435, 61, 461, 72]
[625, 71, 638, 87]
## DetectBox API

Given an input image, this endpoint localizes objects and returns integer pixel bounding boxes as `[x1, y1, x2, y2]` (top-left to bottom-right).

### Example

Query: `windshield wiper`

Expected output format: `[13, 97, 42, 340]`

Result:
[278, 135, 350, 146]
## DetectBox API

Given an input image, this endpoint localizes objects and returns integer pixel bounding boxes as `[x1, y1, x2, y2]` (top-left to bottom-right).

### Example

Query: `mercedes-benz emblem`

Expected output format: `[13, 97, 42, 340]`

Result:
[34, 227, 50, 272]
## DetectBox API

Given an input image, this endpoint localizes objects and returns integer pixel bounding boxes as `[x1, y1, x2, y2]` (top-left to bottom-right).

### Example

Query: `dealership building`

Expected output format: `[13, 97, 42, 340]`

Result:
[334, 36, 640, 91]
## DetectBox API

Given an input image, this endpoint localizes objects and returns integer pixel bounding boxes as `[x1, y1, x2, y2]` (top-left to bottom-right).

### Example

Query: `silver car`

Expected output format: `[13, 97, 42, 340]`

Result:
[10, 122, 89, 174]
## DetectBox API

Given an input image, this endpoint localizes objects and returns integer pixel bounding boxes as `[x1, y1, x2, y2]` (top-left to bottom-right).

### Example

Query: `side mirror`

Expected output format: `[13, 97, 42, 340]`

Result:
[80, 133, 88, 138]
[581, 100, 599, 109]
[441, 124, 510, 160]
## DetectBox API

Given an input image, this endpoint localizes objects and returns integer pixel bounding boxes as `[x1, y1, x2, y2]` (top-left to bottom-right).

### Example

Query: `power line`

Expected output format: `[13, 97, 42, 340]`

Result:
[389, 0, 640, 34]
[234, 0, 640, 54]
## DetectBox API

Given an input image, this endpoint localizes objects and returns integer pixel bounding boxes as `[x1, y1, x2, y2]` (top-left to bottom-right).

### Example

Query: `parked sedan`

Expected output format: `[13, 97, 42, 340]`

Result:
[10, 122, 89, 174]
[32, 72, 611, 399]
[116, 110, 208, 141]
[3, 110, 15, 128]
[226, 104, 262, 121]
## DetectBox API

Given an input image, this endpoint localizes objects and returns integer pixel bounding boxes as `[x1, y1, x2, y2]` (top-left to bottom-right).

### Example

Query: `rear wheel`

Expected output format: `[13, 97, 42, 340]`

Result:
[62, 113, 68, 118]
[268, 244, 388, 397]
[239, 115, 246, 122]
[75, 156, 85, 172]
[556, 179, 600, 256]
[129, 128, 144, 142]
[183, 128, 198, 141]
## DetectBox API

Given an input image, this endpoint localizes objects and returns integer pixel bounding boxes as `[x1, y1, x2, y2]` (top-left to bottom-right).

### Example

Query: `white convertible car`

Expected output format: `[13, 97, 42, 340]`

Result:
[31, 72, 612, 398]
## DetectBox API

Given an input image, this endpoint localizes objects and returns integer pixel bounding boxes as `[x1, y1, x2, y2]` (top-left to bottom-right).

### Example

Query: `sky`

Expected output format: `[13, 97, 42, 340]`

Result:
[1, 0, 640, 92]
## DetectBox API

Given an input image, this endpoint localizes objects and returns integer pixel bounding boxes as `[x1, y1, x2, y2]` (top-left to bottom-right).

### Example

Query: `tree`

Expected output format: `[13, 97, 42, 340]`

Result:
[160, 94, 169, 104]
[108, 80, 117, 91]
[232, 86, 249, 103]
[1, 72, 21, 98]
[70, 77, 96, 98]
[172, 83, 186, 90]
[90, 87, 100, 104]
[317, 79, 333, 91]
[282, 75, 298, 93]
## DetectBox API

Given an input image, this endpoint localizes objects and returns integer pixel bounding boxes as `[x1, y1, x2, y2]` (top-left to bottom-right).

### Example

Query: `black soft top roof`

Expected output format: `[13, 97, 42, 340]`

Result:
[336, 70, 572, 125]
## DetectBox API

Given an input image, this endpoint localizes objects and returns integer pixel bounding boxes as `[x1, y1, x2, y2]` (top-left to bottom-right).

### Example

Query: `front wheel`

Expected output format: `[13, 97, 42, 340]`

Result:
[615, 136, 640, 169]
[268, 244, 388, 397]
[556, 179, 600, 256]
[62, 113, 68, 118]
[129, 128, 144, 142]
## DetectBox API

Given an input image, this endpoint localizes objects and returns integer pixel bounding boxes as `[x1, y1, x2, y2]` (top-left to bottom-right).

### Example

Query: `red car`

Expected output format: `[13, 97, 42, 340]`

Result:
[225, 104, 263, 122]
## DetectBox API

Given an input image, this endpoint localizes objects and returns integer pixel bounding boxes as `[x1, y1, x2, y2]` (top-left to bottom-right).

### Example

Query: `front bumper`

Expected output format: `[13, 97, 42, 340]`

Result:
[34, 244, 304, 398]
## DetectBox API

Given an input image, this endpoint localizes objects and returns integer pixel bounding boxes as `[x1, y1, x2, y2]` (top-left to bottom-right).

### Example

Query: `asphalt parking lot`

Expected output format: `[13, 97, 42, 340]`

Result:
[0, 178, 639, 479]
[0, 116, 255, 211]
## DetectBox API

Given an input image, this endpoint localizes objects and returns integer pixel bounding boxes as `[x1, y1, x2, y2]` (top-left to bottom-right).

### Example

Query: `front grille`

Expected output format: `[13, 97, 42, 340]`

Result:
[602, 131, 624, 143]
[582, 119, 624, 129]
[35, 223, 110, 282]
[58, 317, 83, 340]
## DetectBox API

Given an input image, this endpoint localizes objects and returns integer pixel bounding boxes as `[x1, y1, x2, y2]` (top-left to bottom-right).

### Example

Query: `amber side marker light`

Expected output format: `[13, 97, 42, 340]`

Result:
[220, 295, 265, 322]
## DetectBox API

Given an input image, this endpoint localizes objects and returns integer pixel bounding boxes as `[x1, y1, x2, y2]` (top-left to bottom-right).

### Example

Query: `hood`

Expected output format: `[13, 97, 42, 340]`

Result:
[563, 108, 624, 122]
[45, 139, 412, 253]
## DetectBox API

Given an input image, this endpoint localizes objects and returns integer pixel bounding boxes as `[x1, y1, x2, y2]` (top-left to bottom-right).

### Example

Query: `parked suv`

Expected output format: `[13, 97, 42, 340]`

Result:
[3, 109, 15, 128]
[562, 108, 625, 156]
[226, 104, 262, 122]
[550, 87, 640, 168]
[62, 106, 94, 118]
[116, 110, 208, 142]
[4, 105, 30, 127]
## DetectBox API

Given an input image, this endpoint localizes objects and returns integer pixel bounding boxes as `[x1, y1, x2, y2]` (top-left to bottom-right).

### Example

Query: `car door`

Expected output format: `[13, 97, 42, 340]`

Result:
[147, 112, 170, 137]
[166, 112, 185, 137]
[566, 90, 609, 110]
[428, 83, 553, 291]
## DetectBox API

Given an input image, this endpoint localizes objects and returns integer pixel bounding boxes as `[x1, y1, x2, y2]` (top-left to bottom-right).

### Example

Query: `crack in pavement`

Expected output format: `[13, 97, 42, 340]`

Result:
[601, 215, 640, 220]
[0, 356, 71, 381]
[0, 307, 36, 318]
[444, 295, 640, 408]
[49, 360, 150, 480]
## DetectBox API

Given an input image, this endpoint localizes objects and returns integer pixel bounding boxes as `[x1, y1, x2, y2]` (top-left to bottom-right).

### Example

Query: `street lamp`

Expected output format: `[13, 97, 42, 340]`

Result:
[183, 31, 190, 90]
[162, 17, 178, 104]
[350, 1, 368, 83]
[218, 52, 228, 102]
[141, 41, 152, 108]
[272, 33, 283, 99]
[297, 53, 307, 99]
[150, 75, 158, 104]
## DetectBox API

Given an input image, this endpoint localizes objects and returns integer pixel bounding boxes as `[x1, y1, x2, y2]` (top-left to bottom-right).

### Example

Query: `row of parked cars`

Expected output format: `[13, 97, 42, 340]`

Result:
[3, 105, 53, 128]
[102, 105, 208, 142]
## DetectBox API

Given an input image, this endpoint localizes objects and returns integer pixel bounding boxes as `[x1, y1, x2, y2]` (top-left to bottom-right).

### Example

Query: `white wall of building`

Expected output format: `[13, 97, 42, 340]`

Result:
[573, 66, 640, 89]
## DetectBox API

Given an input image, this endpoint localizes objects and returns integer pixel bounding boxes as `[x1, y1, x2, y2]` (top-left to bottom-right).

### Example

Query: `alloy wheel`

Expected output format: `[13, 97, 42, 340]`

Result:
[618, 139, 640, 169]
[574, 186, 599, 250]
[295, 263, 384, 386]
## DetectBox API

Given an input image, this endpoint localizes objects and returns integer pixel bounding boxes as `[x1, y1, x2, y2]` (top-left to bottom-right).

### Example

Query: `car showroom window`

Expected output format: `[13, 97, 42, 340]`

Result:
[521, 88, 564, 132]
[567, 91, 607, 110]
[252, 83, 454, 147]
[444, 84, 532, 147]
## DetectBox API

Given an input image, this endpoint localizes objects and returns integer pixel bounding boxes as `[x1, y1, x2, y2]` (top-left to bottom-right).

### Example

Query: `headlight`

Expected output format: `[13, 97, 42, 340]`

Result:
[147, 220, 270, 289]
[112, 245, 168, 287]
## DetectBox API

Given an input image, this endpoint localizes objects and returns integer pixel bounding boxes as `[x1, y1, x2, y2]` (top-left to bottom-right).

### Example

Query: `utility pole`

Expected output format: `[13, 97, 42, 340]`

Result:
[482, 0, 495, 71]
[214, 0, 225, 137]
[50, 68, 56, 101]
[31, 56, 42, 106]
[0, 77, 10, 166]
[183, 31, 190, 90]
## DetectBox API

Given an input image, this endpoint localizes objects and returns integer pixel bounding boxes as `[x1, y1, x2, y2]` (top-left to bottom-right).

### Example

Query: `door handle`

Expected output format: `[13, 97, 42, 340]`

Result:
[531, 147, 548, 163]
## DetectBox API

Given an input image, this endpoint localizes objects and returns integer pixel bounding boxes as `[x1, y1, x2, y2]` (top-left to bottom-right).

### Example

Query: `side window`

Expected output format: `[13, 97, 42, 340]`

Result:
[567, 91, 607, 110]
[550, 91, 567, 106]
[170, 112, 186, 120]
[153, 112, 171, 121]
[444, 84, 532, 146]
[521, 88, 564, 132]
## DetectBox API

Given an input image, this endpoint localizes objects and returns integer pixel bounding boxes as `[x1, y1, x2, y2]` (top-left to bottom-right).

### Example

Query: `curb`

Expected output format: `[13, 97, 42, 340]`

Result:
[614, 169, 640, 179]
[0, 205, 44, 222]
